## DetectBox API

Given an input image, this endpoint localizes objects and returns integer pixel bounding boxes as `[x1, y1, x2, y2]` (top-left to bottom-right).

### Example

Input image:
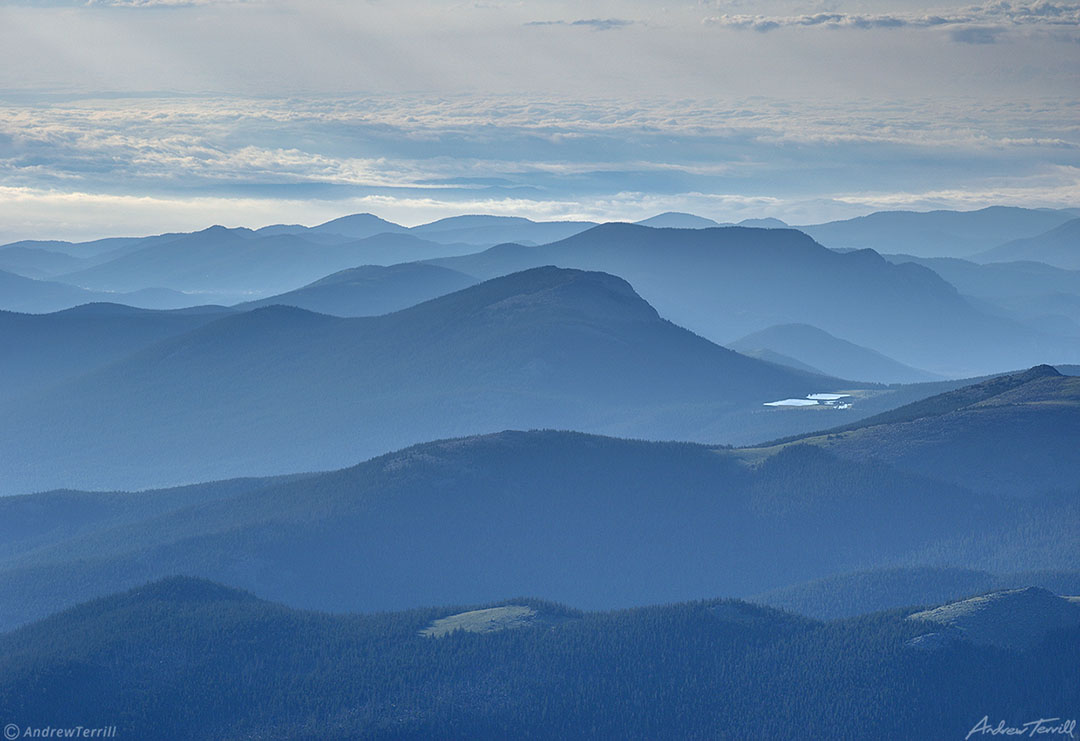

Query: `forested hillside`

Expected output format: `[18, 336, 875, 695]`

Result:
[762, 365, 1080, 496]
[1, 428, 1074, 631]
[1, 577, 1075, 740]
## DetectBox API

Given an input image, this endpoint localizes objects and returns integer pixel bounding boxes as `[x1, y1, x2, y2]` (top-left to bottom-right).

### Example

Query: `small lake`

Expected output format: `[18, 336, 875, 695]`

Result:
[765, 392, 853, 408]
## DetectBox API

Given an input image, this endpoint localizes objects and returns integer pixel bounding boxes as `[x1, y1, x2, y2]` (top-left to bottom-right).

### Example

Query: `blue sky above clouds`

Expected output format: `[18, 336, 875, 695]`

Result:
[0, 0, 1077, 241]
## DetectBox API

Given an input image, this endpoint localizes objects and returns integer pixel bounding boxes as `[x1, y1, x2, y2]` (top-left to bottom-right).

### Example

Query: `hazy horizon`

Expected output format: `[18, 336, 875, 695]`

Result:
[1, 0, 1077, 242]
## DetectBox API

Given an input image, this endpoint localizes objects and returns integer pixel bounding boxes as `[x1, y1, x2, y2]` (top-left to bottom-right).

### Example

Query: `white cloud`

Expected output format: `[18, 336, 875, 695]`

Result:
[0, 91, 1076, 242]
[3, 163, 1078, 244]
[827, 165, 1080, 212]
[704, 1, 1080, 41]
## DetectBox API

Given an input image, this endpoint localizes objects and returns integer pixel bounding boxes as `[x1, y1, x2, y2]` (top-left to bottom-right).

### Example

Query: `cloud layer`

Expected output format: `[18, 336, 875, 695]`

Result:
[0, 91, 1077, 242]
[705, 1, 1080, 42]
[0, 1, 1075, 241]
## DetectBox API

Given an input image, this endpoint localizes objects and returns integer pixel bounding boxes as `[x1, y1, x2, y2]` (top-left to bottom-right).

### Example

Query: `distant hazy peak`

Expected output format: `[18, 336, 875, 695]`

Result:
[975, 217, 1080, 269]
[560, 223, 840, 261]
[496, 264, 641, 296]
[419, 265, 660, 323]
[54, 302, 153, 317]
[314, 212, 404, 227]
[635, 212, 722, 229]
[739, 322, 830, 339]
[736, 217, 789, 228]
[195, 225, 253, 238]
[311, 213, 408, 237]
[415, 214, 537, 230]
[305, 261, 470, 288]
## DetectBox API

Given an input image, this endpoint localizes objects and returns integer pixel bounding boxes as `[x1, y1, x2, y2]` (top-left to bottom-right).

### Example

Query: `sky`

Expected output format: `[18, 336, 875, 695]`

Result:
[0, 0, 1078, 241]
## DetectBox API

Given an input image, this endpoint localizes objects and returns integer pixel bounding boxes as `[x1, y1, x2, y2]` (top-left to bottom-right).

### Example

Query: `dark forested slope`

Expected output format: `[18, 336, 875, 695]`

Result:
[2, 429, 1069, 631]
[761, 365, 1080, 497]
[1, 577, 1075, 740]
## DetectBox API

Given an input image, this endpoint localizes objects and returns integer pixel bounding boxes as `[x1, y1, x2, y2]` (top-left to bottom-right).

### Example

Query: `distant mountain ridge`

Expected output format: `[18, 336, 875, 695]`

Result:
[306, 212, 408, 239]
[734, 347, 828, 375]
[633, 213, 789, 229]
[0, 269, 194, 314]
[798, 206, 1076, 258]
[5, 216, 596, 302]
[409, 214, 596, 246]
[881, 254, 1080, 333]
[431, 222, 1073, 376]
[54, 228, 477, 296]
[0, 246, 85, 279]
[635, 212, 721, 228]
[0, 303, 232, 403]
[235, 263, 478, 317]
[0, 266, 834, 494]
[730, 323, 940, 384]
[5, 206, 1076, 332]
[975, 217, 1080, 269]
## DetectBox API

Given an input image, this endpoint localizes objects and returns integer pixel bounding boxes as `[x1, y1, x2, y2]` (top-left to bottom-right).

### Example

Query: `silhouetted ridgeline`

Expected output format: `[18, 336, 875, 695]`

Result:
[730, 322, 940, 384]
[976, 217, 1080, 269]
[799, 205, 1076, 258]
